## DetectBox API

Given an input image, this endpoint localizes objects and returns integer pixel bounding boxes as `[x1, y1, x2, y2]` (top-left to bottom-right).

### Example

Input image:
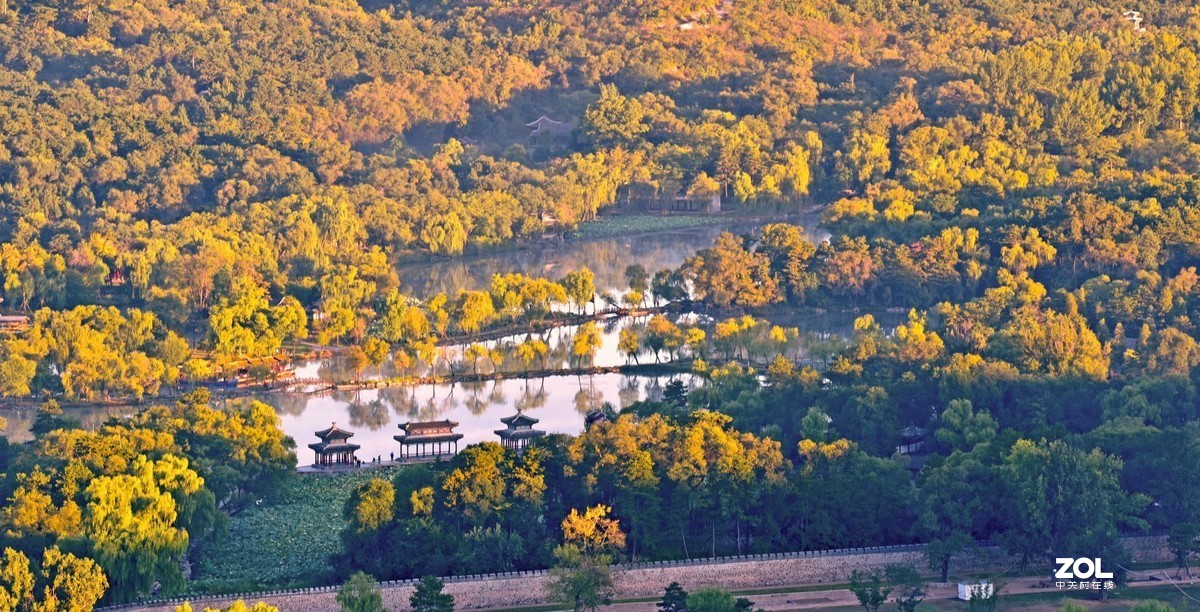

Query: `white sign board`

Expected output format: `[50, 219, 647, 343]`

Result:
[957, 581, 994, 601]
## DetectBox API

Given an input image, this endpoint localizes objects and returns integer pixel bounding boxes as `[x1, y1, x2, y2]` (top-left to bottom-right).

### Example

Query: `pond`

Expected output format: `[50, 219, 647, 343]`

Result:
[396, 214, 828, 298]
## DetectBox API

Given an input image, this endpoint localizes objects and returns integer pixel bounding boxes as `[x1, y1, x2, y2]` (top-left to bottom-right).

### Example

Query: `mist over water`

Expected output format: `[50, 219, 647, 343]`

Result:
[397, 217, 828, 298]
[3, 217, 863, 466]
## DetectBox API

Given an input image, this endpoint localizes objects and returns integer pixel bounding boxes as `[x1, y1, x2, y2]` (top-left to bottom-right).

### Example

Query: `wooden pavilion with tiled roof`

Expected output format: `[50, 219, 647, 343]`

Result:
[309, 422, 360, 467]
[494, 411, 545, 453]
[395, 420, 463, 460]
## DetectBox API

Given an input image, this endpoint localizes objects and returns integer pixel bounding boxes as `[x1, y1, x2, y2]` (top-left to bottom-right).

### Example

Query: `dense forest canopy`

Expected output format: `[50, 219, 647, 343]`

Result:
[5, 0, 1200, 392]
[5, 0, 1200, 606]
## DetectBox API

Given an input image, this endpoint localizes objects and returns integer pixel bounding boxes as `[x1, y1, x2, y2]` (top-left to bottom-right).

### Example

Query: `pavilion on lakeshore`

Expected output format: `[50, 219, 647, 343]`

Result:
[395, 420, 464, 460]
[494, 411, 545, 453]
[309, 423, 360, 467]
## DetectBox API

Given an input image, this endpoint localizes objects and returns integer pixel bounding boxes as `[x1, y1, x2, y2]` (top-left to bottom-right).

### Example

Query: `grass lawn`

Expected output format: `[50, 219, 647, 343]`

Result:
[188, 468, 398, 595]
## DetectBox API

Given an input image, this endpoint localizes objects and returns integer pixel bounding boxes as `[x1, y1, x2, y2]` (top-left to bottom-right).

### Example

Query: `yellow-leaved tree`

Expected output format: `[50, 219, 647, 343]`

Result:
[548, 504, 626, 611]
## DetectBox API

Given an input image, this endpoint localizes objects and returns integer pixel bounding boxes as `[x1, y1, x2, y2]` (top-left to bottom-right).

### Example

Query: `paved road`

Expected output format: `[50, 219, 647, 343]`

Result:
[597, 572, 1200, 611]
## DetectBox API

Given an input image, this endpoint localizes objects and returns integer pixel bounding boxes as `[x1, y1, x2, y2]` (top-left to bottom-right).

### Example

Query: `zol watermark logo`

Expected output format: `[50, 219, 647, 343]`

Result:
[1054, 557, 1115, 590]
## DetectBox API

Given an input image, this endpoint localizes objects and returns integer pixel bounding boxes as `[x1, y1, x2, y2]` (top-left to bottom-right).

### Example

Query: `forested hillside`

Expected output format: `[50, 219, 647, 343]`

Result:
[4, 0, 1200, 396]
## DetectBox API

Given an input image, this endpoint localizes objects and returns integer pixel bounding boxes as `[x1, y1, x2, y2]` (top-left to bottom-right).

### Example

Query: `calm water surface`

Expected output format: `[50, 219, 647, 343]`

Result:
[2, 216, 875, 464]
[398, 217, 828, 298]
[253, 373, 688, 466]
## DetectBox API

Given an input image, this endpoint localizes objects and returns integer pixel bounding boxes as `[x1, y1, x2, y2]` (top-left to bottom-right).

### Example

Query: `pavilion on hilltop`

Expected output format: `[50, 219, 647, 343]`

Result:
[494, 411, 545, 453]
[395, 420, 464, 460]
[309, 423, 360, 467]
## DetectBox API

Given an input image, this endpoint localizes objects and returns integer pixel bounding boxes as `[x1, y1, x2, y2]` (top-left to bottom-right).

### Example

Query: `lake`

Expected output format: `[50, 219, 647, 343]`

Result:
[258, 306, 900, 467]
[397, 215, 828, 298]
[250, 372, 689, 466]
[1, 215, 881, 465]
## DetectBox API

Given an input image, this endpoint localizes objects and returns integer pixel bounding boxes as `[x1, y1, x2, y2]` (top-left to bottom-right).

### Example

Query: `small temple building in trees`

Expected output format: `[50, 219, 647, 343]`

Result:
[395, 420, 464, 460]
[494, 411, 545, 452]
[309, 423, 360, 467]
[0, 314, 30, 334]
[526, 116, 572, 141]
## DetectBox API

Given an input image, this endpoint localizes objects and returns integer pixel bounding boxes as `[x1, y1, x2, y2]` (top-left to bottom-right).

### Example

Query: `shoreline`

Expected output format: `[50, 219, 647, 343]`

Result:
[0, 301, 895, 415]
[391, 209, 823, 268]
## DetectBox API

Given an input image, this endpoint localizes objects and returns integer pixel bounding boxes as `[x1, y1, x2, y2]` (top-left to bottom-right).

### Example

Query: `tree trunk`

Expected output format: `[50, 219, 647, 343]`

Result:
[736, 518, 742, 555]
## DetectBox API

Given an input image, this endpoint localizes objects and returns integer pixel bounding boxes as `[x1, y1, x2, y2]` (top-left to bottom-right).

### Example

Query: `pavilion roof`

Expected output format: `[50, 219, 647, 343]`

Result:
[308, 441, 360, 453]
[394, 431, 464, 444]
[495, 428, 546, 440]
[222, 354, 288, 369]
[398, 419, 459, 433]
[500, 412, 540, 427]
[526, 116, 567, 129]
[314, 422, 355, 441]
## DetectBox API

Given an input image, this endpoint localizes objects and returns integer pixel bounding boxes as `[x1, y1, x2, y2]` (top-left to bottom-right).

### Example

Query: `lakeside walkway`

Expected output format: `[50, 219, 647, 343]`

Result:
[279, 361, 692, 396]
[295, 454, 448, 474]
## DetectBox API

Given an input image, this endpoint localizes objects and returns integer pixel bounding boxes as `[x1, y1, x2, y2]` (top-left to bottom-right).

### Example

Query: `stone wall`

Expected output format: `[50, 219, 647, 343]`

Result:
[107, 535, 1170, 611]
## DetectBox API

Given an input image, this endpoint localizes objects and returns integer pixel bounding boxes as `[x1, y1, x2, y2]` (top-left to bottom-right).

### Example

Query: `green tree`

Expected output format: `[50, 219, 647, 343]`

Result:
[998, 439, 1148, 571]
[1048, 83, 1114, 151]
[410, 576, 454, 612]
[336, 572, 384, 612]
[757, 224, 817, 303]
[1168, 523, 1199, 578]
[848, 569, 891, 612]
[585, 84, 649, 147]
[624, 264, 649, 295]
[657, 582, 688, 612]
[686, 587, 739, 612]
[884, 564, 925, 612]
[935, 400, 997, 452]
